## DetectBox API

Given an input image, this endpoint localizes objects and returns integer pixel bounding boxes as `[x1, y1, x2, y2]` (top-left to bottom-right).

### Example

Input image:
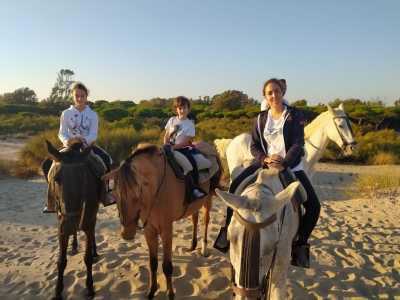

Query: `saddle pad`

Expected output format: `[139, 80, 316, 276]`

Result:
[173, 151, 212, 175]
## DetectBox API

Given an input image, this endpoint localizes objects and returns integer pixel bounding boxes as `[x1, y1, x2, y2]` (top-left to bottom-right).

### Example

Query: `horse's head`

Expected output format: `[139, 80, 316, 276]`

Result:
[327, 104, 358, 157]
[46, 140, 92, 235]
[216, 168, 299, 299]
[103, 145, 153, 240]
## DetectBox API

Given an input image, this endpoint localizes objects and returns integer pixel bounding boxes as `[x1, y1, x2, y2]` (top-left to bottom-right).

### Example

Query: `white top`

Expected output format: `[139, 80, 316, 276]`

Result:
[261, 98, 290, 111]
[165, 116, 195, 145]
[263, 106, 302, 172]
[58, 105, 98, 147]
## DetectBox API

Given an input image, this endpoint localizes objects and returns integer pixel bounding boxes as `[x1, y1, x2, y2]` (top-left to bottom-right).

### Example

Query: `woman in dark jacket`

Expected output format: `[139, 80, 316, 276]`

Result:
[216, 78, 320, 268]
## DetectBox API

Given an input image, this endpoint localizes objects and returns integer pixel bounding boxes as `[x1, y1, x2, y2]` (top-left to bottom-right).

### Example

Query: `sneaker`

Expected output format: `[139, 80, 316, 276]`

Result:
[193, 189, 205, 199]
[108, 192, 116, 205]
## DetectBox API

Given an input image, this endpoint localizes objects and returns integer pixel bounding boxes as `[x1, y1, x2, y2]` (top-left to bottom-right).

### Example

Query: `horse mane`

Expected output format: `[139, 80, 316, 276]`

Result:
[67, 137, 84, 151]
[117, 143, 160, 207]
[304, 106, 346, 139]
[214, 138, 232, 159]
[126, 143, 159, 162]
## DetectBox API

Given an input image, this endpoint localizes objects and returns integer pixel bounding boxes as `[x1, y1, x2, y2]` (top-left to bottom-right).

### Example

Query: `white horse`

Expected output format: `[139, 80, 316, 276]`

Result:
[216, 168, 300, 300]
[214, 104, 357, 179]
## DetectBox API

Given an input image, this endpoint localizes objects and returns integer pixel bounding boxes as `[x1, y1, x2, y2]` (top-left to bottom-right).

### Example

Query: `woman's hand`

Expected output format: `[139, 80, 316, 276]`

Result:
[269, 163, 284, 172]
[264, 154, 284, 171]
[269, 154, 283, 164]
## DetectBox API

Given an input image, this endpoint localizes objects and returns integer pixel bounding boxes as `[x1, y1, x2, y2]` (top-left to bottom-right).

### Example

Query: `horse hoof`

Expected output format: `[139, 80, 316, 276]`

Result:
[71, 250, 78, 255]
[84, 288, 95, 299]
[51, 294, 63, 300]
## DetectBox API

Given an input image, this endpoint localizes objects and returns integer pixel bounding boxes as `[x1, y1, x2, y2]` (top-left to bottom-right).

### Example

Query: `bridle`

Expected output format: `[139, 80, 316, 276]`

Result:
[305, 114, 357, 157]
[117, 154, 167, 230]
[230, 185, 283, 300]
[51, 162, 87, 229]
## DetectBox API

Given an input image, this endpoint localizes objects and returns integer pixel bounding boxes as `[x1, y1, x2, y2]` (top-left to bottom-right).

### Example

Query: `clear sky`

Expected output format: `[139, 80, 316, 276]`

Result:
[1, 0, 399, 106]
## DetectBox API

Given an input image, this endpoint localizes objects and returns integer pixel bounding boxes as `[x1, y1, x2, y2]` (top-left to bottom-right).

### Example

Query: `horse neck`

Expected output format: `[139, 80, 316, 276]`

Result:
[304, 113, 331, 164]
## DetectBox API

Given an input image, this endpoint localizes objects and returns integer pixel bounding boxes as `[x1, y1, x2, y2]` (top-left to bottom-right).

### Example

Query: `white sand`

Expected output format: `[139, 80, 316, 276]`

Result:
[1, 140, 399, 299]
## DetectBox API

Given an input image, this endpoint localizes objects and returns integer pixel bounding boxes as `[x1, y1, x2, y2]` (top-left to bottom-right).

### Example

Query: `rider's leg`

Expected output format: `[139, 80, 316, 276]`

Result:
[293, 170, 321, 267]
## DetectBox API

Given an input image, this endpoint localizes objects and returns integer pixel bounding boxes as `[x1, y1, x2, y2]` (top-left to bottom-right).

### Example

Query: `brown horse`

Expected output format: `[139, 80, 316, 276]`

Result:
[102, 143, 223, 300]
[46, 139, 101, 300]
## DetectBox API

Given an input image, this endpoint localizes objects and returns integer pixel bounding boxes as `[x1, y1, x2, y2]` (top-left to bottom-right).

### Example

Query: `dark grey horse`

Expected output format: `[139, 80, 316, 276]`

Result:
[46, 138, 101, 300]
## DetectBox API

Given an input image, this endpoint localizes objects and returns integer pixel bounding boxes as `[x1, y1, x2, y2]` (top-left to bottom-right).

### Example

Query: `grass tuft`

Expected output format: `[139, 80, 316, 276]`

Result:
[346, 169, 400, 199]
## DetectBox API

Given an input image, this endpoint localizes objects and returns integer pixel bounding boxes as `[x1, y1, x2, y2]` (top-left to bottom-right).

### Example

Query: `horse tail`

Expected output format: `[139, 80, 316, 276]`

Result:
[209, 154, 228, 194]
[213, 138, 232, 159]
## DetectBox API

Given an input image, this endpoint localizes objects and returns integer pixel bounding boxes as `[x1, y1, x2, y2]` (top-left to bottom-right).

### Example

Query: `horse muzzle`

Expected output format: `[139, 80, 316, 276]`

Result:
[341, 143, 358, 157]
[120, 225, 137, 240]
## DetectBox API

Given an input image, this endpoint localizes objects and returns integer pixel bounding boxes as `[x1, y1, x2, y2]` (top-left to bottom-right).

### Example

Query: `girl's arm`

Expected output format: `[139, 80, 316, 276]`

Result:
[164, 130, 170, 145]
[58, 111, 70, 147]
[171, 135, 191, 150]
[85, 113, 98, 145]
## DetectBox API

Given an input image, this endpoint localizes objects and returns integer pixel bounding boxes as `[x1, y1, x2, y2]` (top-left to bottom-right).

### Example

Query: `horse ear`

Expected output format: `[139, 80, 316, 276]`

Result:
[215, 189, 244, 211]
[81, 145, 92, 161]
[46, 140, 61, 161]
[338, 103, 344, 111]
[327, 104, 334, 115]
[102, 169, 118, 180]
[273, 182, 299, 211]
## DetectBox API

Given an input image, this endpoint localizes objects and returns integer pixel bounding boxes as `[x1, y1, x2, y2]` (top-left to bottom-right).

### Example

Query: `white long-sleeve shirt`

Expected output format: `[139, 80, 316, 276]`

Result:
[58, 105, 98, 147]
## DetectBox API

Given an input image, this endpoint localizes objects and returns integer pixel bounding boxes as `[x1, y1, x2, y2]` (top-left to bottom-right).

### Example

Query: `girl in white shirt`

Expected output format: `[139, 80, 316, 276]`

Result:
[43, 82, 115, 212]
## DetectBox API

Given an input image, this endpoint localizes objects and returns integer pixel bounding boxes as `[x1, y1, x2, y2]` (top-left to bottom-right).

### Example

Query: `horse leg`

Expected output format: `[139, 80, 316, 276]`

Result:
[83, 227, 95, 299]
[71, 233, 78, 255]
[53, 232, 69, 300]
[92, 236, 99, 263]
[188, 212, 198, 252]
[160, 226, 174, 300]
[201, 195, 212, 256]
[144, 228, 159, 299]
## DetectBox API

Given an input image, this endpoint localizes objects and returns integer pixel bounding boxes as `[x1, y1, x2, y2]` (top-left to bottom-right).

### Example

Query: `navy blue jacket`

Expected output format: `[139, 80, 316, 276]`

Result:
[250, 105, 305, 169]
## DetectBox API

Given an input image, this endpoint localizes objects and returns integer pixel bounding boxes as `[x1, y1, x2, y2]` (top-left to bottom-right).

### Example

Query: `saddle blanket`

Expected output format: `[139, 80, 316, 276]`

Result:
[173, 151, 219, 184]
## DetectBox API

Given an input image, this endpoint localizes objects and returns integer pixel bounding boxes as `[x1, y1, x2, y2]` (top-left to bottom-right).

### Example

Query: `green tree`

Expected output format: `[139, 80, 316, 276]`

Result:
[100, 108, 129, 122]
[291, 99, 307, 107]
[212, 90, 252, 110]
[0, 88, 38, 105]
[45, 69, 75, 106]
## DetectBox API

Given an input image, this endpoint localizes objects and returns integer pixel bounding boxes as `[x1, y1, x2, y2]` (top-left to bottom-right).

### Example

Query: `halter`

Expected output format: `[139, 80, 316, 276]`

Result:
[117, 154, 167, 230]
[230, 185, 282, 300]
[305, 114, 357, 157]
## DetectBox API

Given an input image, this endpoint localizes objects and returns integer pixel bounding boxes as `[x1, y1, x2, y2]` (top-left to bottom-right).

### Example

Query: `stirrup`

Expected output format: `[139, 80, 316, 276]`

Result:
[43, 206, 56, 214]
[213, 227, 230, 253]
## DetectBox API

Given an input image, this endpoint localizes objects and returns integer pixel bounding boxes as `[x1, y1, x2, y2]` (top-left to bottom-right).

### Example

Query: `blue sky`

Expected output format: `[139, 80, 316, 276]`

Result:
[1, 0, 399, 106]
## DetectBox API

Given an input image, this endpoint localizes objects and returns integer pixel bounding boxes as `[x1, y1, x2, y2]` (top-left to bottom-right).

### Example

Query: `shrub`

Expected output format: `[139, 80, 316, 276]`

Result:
[347, 169, 400, 198]
[366, 151, 399, 165]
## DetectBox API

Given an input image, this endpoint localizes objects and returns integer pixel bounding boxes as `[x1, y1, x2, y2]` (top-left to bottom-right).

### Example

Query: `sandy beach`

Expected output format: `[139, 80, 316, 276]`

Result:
[0, 139, 399, 300]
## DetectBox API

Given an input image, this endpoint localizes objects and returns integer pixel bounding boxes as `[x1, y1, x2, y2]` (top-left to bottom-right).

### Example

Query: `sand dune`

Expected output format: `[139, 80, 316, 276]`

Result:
[1, 140, 399, 299]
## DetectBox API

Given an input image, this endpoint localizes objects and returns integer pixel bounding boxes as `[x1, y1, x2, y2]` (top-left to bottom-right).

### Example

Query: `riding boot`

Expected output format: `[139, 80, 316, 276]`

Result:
[293, 244, 309, 268]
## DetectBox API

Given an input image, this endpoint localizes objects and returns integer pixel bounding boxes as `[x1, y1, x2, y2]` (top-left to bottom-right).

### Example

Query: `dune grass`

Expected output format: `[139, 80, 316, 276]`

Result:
[347, 168, 400, 199]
